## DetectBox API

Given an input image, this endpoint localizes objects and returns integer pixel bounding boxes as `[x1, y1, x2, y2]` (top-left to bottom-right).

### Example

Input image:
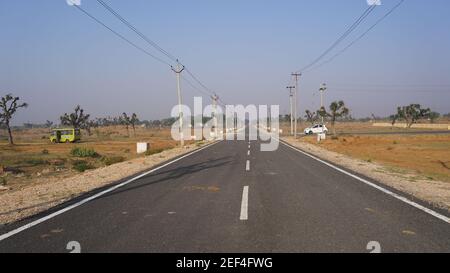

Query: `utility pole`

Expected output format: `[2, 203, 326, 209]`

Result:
[291, 72, 301, 138]
[211, 94, 219, 138]
[319, 83, 327, 124]
[171, 61, 185, 147]
[286, 86, 295, 136]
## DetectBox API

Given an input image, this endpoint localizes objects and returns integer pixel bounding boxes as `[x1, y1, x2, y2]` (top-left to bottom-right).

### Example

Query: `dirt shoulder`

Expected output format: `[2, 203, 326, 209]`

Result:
[282, 136, 450, 212]
[0, 141, 213, 225]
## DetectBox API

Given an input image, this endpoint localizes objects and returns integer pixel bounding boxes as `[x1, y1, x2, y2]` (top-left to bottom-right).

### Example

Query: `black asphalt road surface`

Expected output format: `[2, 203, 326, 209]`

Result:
[0, 136, 449, 253]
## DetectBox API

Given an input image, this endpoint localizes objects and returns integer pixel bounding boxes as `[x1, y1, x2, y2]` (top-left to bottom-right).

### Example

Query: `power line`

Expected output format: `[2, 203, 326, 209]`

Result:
[72, 4, 172, 67]
[329, 83, 450, 88]
[181, 75, 212, 97]
[184, 68, 216, 96]
[307, 0, 405, 72]
[94, 0, 222, 103]
[297, 5, 377, 73]
[95, 0, 178, 63]
[330, 88, 449, 93]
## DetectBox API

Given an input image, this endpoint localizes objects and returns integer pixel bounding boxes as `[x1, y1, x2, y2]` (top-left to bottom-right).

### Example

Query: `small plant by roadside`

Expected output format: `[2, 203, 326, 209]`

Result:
[42, 149, 49, 154]
[145, 148, 165, 156]
[101, 156, 125, 166]
[70, 147, 99, 158]
[0, 177, 7, 186]
[72, 160, 94, 172]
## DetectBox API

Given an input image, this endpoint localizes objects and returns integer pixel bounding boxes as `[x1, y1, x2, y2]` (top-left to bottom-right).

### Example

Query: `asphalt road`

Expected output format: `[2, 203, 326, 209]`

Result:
[0, 134, 449, 253]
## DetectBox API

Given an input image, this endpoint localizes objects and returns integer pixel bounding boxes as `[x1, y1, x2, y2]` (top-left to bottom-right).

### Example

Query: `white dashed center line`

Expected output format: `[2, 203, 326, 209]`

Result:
[240, 186, 249, 220]
[246, 160, 250, 171]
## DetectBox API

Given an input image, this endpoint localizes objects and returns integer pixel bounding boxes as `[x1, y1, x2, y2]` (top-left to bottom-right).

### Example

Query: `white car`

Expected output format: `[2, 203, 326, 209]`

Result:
[304, 124, 328, 135]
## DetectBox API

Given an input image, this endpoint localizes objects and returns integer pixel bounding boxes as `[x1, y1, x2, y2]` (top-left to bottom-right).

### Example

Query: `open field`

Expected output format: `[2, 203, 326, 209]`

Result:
[0, 126, 189, 193]
[280, 121, 449, 136]
[301, 134, 450, 183]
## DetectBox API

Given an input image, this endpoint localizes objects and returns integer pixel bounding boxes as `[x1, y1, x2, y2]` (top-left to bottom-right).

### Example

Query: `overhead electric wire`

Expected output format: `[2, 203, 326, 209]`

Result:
[95, 0, 178, 63]
[184, 68, 216, 96]
[306, 0, 405, 72]
[72, 4, 172, 67]
[297, 4, 377, 73]
[181, 75, 212, 97]
[94, 0, 221, 101]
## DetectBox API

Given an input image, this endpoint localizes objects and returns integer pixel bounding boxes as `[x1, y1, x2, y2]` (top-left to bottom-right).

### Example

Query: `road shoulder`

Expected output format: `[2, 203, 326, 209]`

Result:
[0, 141, 214, 225]
[281, 136, 450, 212]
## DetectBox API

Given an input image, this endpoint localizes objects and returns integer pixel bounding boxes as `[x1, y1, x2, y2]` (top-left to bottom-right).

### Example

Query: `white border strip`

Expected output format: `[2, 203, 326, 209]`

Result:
[280, 139, 450, 224]
[0, 140, 223, 242]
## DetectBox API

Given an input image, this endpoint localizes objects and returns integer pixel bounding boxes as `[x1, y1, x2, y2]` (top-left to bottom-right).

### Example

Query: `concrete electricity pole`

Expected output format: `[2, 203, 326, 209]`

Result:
[171, 61, 185, 147]
[319, 83, 327, 124]
[291, 73, 301, 138]
[286, 86, 295, 136]
[211, 94, 219, 138]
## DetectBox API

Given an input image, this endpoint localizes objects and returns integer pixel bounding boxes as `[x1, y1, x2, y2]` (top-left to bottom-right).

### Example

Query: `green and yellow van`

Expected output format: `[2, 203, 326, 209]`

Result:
[50, 128, 81, 143]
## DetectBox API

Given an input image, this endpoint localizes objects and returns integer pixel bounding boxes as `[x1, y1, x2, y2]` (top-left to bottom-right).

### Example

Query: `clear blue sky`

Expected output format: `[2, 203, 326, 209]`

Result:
[1, 0, 449, 125]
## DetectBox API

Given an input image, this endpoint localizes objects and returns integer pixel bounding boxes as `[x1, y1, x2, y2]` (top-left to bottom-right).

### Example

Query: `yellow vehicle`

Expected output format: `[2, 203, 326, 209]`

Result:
[50, 128, 81, 143]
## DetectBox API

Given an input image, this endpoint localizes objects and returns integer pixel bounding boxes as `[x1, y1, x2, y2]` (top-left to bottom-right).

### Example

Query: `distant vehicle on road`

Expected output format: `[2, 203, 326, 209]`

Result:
[50, 128, 81, 143]
[304, 124, 328, 135]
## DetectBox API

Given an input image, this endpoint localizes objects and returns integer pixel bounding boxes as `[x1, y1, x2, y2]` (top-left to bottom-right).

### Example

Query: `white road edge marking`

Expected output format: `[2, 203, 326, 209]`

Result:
[240, 186, 249, 220]
[246, 160, 250, 171]
[280, 139, 450, 224]
[0, 140, 223, 242]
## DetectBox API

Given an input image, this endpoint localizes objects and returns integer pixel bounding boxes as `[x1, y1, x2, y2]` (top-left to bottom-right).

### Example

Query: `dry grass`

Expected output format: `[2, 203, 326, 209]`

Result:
[302, 134, 450, 183]
[279, 121, 446, 136]
[0, 126, 188, 192]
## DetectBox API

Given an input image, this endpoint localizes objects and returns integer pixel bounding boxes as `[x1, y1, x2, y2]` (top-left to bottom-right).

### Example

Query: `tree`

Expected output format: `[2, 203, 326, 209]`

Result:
[130, 113, 138, 135]
[121, 113, 131, 137]
[428, 111, 440, 123]
[60, 105, 90, 129]
[318, 100, 349, 135]
[396, 104, 430, 128]
[83, 120, 98, 136]
[0, 94, 28, 145]
[304, 110, 318, 125]
[121, 113, 139, 137]
[45, 120, 54, 128]
[389, 114, 398, 127]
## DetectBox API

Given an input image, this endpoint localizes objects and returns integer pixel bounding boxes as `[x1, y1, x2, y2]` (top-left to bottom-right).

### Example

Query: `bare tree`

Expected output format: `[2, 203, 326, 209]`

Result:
[396, 104, 430, 128]
[60, 105, 90, 129]
[122, 112, 139, 136]
[0, 94, 28, 145]
[121, 113, 131, 137]
[318, 100, 349, 136]
[45, 120, 54, 128]
[83, 120, 99, 136]
[389, 114, 398, 127]
[304, 110, 318, 125]
[130, 113, 138, 135]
